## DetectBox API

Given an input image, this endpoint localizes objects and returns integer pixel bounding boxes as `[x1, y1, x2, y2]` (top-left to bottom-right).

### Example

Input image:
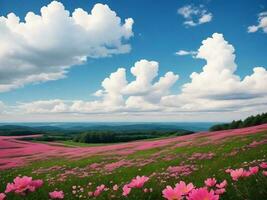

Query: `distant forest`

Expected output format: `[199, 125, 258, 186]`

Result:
[209, 112, 267, 131]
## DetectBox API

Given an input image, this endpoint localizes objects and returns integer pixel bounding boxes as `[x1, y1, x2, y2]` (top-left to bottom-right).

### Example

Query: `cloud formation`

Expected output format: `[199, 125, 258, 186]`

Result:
[248, 12, 267, 33]
[175, 50, 197, 57]
[3, 33, 267, 121]
[0, 1, 134, 92]
[177, 4, 212, 27]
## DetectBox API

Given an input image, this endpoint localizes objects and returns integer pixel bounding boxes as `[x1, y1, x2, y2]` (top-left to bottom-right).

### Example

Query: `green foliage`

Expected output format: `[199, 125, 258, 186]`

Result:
[210, 112, 267, 131]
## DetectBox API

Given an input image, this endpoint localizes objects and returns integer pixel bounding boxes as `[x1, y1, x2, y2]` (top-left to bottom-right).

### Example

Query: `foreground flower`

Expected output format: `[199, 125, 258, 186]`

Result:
[49, 190, 64, 199]
[259, 162, 267, 169]
[204, 178, 217, 187]
[230, 168, 244, 181]
[188, 188, 219, 200]
[5, 176, 43, 195]
[162, 186, 182, 200]
[0, 193, 6, 200]
[215, 188, 226, 195]
[175, 181, 194, 195]
[129, 175, 149, 188]
[249, 166, 259, 175]
[122, 185, 131, 196]
[94, 184, 105, 197]
[216, 180, 227, 189]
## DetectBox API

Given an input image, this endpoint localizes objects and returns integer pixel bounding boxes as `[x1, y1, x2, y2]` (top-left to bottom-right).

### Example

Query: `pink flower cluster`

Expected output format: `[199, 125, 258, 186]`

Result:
[162, 178, 227, 200]
[5, 176, 43, 196]
[122, 175, 149, 196]
[226, 162, 267, 181]
[49, 190, 64, 199]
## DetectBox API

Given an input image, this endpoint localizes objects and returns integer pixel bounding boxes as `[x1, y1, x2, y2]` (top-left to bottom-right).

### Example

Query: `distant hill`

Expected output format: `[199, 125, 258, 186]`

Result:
[209, 112, 267, 131]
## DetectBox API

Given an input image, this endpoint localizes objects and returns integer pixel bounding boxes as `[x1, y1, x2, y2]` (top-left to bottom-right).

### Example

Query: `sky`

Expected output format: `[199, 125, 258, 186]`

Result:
[0, 0, 266, 122]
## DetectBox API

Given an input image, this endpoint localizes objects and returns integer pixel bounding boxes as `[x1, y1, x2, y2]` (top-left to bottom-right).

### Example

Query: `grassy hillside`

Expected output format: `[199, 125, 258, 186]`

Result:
[0, 125, 267, 199]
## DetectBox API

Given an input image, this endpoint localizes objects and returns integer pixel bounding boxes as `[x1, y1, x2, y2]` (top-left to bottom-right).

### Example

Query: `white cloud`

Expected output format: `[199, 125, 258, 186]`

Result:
[175, 50, 197, 57]
[0, 1, 134, 92]
[4, 33, 267, 121]
[177, 5, 212, 27]
[248, 11, 267, 33]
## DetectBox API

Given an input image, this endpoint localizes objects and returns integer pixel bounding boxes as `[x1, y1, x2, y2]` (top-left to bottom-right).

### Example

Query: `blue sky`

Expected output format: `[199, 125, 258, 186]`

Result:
[0, 0, 266, 122]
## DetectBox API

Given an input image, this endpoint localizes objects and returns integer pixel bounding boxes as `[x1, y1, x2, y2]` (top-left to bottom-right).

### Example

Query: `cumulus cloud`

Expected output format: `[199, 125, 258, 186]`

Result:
[248, 11, 267, 33]
[0, 1, 134, 92]
[7, 33, 267, 121]
[177, 4, 212, 27]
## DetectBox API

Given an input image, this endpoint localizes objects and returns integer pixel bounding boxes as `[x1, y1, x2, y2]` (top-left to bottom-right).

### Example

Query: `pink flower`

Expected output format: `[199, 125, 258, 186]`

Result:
[88, 191, 93, 197]
[5, 176, 43, 195]
[49, 190, 64, 199]
[249, 166, 259, 175]
[216, 180, 227, 189]
[262, 171, 267, 176]
[215, 188, 226, 195]
[162, 186, 182, 200]
[230, 168, 244, 181]
[175, 181, 194, 195]
[122, 185, 131, 196]
[204, 178, 217, 187]
[144, 188, 148, 193]
[113, 184, 118, 191]
[94, 184, 105, 197]
[128, 175, 149, 188]
[188, 188, 219, 200]
[259, 162, 267, 169]
[0, 193, 6, 200]
[242, 170, 251, 177]
[225, 169, 233, 173]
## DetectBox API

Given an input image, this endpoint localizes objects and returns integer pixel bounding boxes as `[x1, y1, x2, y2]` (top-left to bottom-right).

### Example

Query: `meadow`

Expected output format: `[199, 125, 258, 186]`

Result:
[0, 124, 267, 200]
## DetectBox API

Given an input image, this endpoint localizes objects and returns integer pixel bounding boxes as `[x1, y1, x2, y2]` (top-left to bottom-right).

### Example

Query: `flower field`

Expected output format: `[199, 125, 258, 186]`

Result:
[0, 124, 267, 199]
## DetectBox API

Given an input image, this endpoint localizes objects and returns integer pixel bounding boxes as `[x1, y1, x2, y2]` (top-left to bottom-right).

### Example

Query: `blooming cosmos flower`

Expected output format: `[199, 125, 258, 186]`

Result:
[162, 186, 182, 200]
[230, 168, 244, 181]
[259, 162, 267, 169]
[5, 176, 43, 195]
[122, 184, 131, 196]
[215, 188, 226, 195]
[262, 171, 267, 176]
[216, 180, 227, 189]
[113, 184, 118, 191]
[175, 181, 194, 195]
[49, 190, 64, 199]
[204, 178, 217, 187]
[128, 175, 149, 188]
[188, 188, 219, 200]
[249, 166, 259, 175]
[225, 169, 233, 173]
[94, 184, 105, 197]
[0, 193, 6, 200]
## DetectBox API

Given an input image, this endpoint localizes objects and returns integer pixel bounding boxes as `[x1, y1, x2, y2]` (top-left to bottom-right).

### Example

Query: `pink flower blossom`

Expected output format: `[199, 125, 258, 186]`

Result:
[5, 176, 43, 195]
[122, 185, 131, 196]
[128, 175, 149, 188]
[225, 169, 233, 173]
[175, 181, 194, 195]
[144, 188, 148, 193]
[94, 184, 105, 197]
[113, 184, 118, 191]
[49, 190, 64, 199]
[259, 162, 267, 169]
[230, 168, 244, 181]
[188, 188, 219, 200]
[242, 170, 251, 177]
[162, 186, 182, 200]
[249, 166, 259, 175]
[262, 171, 267, 176]
[215, 188, 226, 195]
[88, 191, 93, 197]
[204, 178, 217, 187]
[216, 180, 227, 189]
[0, 193, 6, 200]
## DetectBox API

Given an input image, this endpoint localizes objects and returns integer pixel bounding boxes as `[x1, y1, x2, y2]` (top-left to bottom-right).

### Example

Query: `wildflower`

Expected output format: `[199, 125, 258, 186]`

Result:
[230, 168, 244, 181]
[162, 185, 182, 200]
[259, 162, 267, 169]
[216, 180, 227, 189]
[122, 185, 131, 196]
[188, 188, 219, 200]
[113, 184, 118, 191]
[0, 193, 6, 200]
[128, 175, 149, 188]
[49, 190, 64, 199]
[249, 166, 259, 175]
[94, 184, 105, 197]
[175, 181, 194, 195]
[204, 178, 217, 187]
[88, 191, 93, 197]
[262, 171, 267, 176]
[215, 188, 226, 195]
